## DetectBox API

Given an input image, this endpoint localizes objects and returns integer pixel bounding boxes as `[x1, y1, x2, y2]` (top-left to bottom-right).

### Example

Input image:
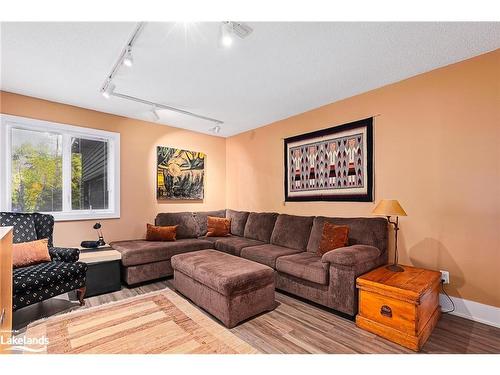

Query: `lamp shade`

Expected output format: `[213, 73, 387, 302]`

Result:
[372, 200, 407, 216]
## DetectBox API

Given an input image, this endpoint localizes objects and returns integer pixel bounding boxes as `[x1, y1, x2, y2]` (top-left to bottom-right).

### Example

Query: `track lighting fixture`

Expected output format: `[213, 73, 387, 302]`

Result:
[99, 22, 224, 126]
[123, 47, 133, 67]
[220, 21, 253, 48]
[220, 22, 233, 47]
[151, 106, 160, 121]
[101, 82, 115, 99]
[209, 125, 221, 134]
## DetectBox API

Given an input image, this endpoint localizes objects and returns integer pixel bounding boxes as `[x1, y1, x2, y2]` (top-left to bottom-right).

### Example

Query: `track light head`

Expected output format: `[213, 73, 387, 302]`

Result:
[210, 125, 221, 134]
[123, 47, 133, 67]
[102, 82, 115, 99]
[220, 22, 233, 47]
[151, 107, 160, 121]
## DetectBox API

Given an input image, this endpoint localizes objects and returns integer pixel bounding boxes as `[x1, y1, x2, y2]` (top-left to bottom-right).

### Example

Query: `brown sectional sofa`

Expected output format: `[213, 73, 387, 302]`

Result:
[111, 209, 387, 316]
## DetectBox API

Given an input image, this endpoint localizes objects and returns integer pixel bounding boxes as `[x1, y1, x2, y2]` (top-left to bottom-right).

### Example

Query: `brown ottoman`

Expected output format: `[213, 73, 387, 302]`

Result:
[171, 249, 275, 328]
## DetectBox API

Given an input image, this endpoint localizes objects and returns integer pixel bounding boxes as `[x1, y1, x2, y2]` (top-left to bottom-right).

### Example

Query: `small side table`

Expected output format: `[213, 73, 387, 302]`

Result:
[356, 265, 441, 351]
[78, 246, 122, 298]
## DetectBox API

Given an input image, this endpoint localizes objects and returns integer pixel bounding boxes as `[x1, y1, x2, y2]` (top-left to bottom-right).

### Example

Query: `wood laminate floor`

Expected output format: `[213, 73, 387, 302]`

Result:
[13, 279, 500, 354]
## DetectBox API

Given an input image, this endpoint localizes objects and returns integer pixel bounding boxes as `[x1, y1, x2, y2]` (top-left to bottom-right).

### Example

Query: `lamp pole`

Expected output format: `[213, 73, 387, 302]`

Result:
[386, 215, 404, 272]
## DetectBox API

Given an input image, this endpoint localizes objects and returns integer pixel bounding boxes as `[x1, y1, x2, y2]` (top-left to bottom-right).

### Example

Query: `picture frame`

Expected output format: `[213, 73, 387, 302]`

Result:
[284, 117, 373, 202]
[157, 146, 205, 200]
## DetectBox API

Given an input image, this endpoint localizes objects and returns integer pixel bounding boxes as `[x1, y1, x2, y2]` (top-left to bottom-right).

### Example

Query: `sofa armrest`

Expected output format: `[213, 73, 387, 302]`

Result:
[49, 247, 80, 262]
[321, 245, 381, 266]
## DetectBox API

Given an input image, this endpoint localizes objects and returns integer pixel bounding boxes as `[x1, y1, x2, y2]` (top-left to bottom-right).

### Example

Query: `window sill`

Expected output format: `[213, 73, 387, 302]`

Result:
[50, 211, 120, 222]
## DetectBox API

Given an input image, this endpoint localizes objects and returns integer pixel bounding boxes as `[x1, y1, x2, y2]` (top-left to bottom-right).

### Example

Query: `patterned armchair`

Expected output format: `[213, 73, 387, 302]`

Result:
[0, 212, 88, 311]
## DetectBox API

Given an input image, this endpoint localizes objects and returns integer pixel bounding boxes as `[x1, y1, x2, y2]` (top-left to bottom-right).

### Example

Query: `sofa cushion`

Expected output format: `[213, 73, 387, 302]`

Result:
[198, 235, 225, 243]
[226, 209, 250, 237]
[194, 210, 226, 236]
[207, 216, 231, 237]
[0, 212, 38, 243]
[243, 212, 278, 242]
[276, 252, 329, 285]
[110, 239, 214, 266]
[317, 223, 349, 256]
[214, 236, 265, 256]
[270, 214, 313, 251]
[307, 217, 388, 255]
[13, 261, 88, 295]
[240, 244, 302, 268]
[146, 224, 177, 241]
[155, 212, 200, 239]
[171, 249, 274, 296]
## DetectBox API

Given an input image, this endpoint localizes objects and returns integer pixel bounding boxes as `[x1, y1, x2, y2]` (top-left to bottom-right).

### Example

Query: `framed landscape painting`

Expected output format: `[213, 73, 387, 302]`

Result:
[284, 117, 373, 202]
[157, 146, 205, 200]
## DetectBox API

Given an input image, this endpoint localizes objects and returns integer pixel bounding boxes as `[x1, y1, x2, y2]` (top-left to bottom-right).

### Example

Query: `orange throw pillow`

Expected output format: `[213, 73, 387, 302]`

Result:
[12, 238, 51, 268]
[206, 216, 231, 237]
[317, 222, 350, 256]
[146, 224, 177, 241]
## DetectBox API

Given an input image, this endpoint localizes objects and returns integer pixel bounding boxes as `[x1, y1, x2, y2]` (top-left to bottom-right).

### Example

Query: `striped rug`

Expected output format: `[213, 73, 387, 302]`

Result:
[24, 288, 259, 354]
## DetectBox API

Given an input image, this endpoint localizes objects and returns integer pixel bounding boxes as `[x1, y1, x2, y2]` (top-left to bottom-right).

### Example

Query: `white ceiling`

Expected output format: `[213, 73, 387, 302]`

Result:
[1, 22, 499, 137]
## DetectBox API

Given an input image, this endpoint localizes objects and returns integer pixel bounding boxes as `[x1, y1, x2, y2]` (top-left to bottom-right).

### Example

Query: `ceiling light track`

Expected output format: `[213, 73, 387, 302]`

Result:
[111, 91, 223, 125]
[100, 22, 223, 127]
[100, 22, 145, 94]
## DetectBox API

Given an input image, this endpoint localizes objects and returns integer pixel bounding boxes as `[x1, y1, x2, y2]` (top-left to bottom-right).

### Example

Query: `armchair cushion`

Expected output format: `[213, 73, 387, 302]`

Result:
[33, 213, 55, 247]
[49, 247, 80, 262]
[13, 261, 87, 310]
[321, 245, 381, 266]
[13, 261, 88, 295]
[0, 212, 37, 243]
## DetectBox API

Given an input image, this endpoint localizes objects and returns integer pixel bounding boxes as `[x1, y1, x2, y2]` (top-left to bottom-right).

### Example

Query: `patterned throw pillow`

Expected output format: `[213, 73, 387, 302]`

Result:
[12, 238, 51, 268]
[317, 222, 349, 256]
[206, 216, 231, 237]
[146, 224, 177, 241]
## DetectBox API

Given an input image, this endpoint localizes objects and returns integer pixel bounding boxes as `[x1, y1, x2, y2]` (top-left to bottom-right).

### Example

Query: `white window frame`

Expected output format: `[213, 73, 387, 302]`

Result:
[0, 114, 120, 221]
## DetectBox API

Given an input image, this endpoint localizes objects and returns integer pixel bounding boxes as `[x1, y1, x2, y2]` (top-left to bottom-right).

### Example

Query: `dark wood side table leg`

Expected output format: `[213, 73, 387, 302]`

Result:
[76, 286, 86, 306]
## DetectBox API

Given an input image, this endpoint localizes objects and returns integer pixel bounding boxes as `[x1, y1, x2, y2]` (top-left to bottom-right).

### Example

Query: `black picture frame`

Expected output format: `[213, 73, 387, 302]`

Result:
[284, 117, 373, 202]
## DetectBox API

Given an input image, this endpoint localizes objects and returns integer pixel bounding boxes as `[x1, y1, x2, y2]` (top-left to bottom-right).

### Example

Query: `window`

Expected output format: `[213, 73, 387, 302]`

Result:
[1, 115, 120, 221]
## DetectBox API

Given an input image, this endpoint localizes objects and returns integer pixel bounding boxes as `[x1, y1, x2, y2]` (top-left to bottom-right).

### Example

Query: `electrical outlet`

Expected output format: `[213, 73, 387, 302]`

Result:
[440, 270, 450, 284]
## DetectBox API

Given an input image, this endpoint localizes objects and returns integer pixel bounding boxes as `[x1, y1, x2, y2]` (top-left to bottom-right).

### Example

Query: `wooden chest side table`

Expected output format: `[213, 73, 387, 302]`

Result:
[356, 265, 441, 351]
[78, 246, 122, 298]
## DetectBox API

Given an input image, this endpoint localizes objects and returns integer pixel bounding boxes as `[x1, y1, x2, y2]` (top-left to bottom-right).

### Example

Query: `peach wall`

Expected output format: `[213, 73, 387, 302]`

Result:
[226, 50, 500, 307]
[0, 92, 226, 247]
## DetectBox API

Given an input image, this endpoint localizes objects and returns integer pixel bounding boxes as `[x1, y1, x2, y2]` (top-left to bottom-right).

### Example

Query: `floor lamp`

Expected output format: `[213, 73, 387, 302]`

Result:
[372, 199, 407, 272]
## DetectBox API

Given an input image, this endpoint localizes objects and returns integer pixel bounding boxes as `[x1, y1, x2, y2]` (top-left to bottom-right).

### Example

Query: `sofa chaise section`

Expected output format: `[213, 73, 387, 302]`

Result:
[111, 238, 214, 285]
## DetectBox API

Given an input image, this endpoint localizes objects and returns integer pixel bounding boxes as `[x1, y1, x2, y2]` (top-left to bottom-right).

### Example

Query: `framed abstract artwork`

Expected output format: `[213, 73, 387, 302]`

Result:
[157, 146, 205, 200]
[284, 117, 373, 202]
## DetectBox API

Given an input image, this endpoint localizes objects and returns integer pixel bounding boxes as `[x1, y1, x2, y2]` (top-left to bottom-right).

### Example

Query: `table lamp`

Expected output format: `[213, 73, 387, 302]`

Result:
[372, 199, 407, 272]
[93, 222, 106, 246]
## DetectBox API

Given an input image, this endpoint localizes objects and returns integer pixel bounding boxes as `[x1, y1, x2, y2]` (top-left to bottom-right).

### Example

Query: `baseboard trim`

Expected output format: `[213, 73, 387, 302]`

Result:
[439, 294, 500, 328]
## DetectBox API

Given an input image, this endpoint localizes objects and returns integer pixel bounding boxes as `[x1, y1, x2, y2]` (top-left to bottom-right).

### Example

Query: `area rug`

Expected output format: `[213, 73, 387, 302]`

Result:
[23, 288, 259, 354]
